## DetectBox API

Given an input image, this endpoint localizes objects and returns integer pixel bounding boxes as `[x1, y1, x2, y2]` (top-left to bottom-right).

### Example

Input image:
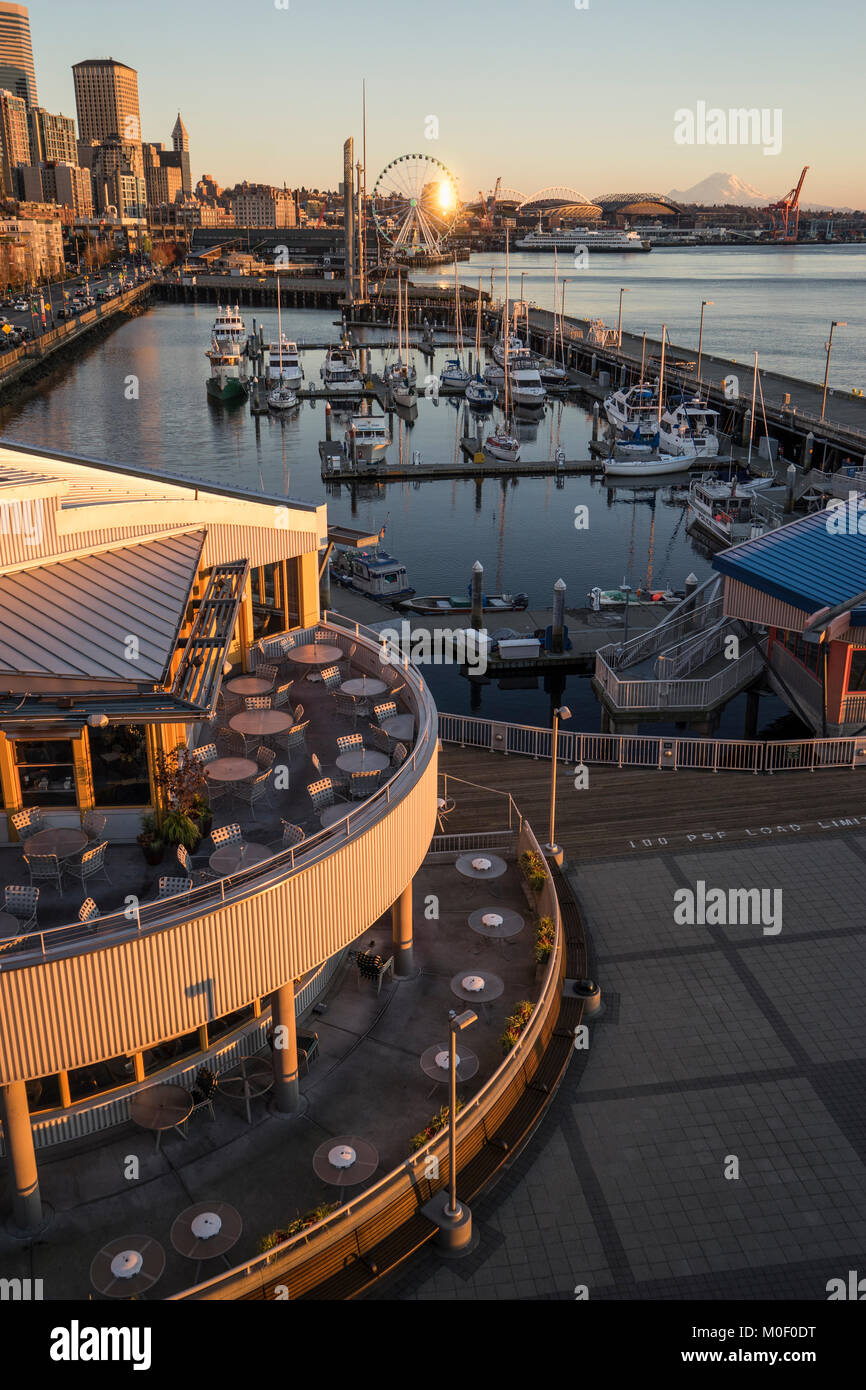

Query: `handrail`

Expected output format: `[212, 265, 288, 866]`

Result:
[595, 640, 765, 711]
[0, 615, 437, 968]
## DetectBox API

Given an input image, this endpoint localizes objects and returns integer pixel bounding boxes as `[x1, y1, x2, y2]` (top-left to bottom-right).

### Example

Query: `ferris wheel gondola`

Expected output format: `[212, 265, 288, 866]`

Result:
[371, 153, 459, 260]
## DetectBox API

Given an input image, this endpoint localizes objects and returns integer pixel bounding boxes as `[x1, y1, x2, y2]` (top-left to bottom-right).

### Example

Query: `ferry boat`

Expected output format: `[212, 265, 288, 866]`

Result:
[687, 474, 776, 546]
[330, 547, 414, 601]
[321, 344, 363, 395]
[507, 352, 546, 408]
[604, 384, 659, 438]
[344, 411, 391, 463]
[659, 396, 720, 458]
[515, 225, 651, 253]
[268, 336, 304, 392]
[493, 334, 523, 368]
[400, 591, 529, 616]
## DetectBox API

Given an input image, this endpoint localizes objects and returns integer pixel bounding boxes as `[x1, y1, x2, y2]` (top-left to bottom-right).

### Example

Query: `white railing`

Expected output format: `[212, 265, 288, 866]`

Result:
[595, 641, 765, 711]
[438, 712, 866, 774]
[655, 620, 734, 680]
[605, 594, 725, 672]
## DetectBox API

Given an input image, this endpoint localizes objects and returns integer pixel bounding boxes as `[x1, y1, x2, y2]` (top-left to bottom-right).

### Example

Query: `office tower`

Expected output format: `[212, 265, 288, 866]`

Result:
[28, 106, 77, 165]
[72, 57, 141, 150]
[0, 83, 28, 194]
[0, 3, 37, 107]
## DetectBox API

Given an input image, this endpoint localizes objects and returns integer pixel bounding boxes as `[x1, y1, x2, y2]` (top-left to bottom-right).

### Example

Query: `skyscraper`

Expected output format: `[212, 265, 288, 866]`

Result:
[0, 84, 29, 194]
[171, 112, 191, 194]
[28, 106, 77, 165]
[0, 4, 37, 107]
[72, 57, 141, 148]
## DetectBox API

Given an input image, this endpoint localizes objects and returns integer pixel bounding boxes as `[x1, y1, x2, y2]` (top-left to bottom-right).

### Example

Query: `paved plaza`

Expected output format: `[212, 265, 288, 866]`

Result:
[380, 830, 866, 1300]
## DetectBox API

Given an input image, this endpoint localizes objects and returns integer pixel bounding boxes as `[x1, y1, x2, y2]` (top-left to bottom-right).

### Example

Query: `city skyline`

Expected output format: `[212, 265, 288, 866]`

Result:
[24, 0, 866, 210]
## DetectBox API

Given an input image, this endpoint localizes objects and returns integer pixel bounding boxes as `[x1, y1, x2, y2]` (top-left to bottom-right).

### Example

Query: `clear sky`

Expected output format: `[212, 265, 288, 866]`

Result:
[30, 0, 866, 208]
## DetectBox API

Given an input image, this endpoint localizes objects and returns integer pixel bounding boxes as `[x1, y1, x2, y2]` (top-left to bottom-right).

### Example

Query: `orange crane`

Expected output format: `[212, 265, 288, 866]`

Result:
[478, 176, 502, 229]
[767, 166, 809, 242]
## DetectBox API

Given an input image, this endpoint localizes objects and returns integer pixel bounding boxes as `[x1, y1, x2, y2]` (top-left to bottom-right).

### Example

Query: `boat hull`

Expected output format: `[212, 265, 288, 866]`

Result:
[400, 594, 529, 615]
[206, 375, 248, 403]
[603, 455, 692, 477]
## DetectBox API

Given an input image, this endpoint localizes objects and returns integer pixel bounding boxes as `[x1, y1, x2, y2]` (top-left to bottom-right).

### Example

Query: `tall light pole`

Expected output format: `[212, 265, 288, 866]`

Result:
[821, 320, 847, 420]
[546, 704, 571, 861]
[697, 299, 714, 382]
[616, 287, 630, 349]
[425, 1007, 477, 1255]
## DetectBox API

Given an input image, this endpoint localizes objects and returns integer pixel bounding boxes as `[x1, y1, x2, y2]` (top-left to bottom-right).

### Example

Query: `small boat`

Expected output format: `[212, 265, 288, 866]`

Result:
[268, 384, 299, 412]
[484, 429, 520, 462]
[321, 343, 363, 395]
[603, 451, 693, 477]
[466, 376, 496, 409]
[391, 374, 418, 408]
[587, 586, 680, 609]
[538, 361, 569, 388]
[687, 473, 775, 546]
[604, 383, 658, 437]
[483, 361, 505, 388]
[493, 334, 523, 367]
[384, 269, 417, 405]
[659, 396, 721, 457]
[330, 546, 414, 601]
[439, 356, 470, 394]
[345, 410, 391, 463]
[268, 337, 303, 392]
[507, 352, 546, 408]
[400, 591, 529, 615]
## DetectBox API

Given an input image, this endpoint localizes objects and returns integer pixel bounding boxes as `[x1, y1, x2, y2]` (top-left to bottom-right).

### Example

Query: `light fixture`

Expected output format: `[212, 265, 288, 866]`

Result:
[87, 713, 109, 728]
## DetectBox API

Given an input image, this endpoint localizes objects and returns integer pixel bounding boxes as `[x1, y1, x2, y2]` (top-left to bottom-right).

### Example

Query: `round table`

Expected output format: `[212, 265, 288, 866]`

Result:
[420, 1042, 479, 1085]
[209, 842, 271, 876]
[288, 643, 344, 667]
[230, 710, 293, 738]
[226, 675, 273, 696]
[0, 909, 21, 939]
[468, 907, 525, 954]
[455, 852, 508, 881]
[91, 1234, 165, 1299]
[219, 1057, 273, 1125]
[312, 1135, 379, 1188]
[204, 757, 257, 784]
[171, 1201, 243, 1283]
[335, 748, 390, 774]
[450, 970, 504, 1003]
[25, 827, 87, 858]
[320, 803, 351, 828]
[341, 676, 387, 698]
[130, 1082, 193, 1152]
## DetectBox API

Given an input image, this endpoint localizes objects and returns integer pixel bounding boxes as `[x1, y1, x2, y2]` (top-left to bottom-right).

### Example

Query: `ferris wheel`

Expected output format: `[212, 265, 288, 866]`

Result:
[371, 153, 460, 258]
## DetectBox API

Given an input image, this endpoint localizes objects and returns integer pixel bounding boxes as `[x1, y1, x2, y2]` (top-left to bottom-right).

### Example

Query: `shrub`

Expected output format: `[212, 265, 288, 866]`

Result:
[534, 916, 556, 964]
[500, 1000, 535, 1054]
[257, 1202, 340, 1253]
[410, 1100, 464, 1152]
[520, 849, 548, 892]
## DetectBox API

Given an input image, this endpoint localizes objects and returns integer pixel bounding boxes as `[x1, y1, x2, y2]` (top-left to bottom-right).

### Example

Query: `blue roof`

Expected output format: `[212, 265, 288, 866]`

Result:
[712, 507, 866, 615]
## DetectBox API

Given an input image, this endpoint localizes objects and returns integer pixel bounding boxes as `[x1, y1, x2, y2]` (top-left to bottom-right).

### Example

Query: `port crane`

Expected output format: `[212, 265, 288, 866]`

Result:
[478, 177, 502, 229]
[767, 166, 809, 242]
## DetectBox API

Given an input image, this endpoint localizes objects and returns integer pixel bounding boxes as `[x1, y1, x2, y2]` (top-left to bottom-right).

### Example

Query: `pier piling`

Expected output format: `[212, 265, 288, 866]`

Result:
[471, 561, 483, 631]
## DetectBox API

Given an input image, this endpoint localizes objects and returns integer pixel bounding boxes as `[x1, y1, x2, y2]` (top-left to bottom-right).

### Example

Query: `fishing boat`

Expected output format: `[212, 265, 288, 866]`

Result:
[344, 408, 391, 463]
[330, 546, 414, 601]
[268, 383, 299, 412]
[686, 474, 776, 546]
[321, 343, 363, 395]
[268, 273, 303, 392]
[400, 591, 529, 615]
[659, 395, 720, 457]
[466, 276, 496, 409]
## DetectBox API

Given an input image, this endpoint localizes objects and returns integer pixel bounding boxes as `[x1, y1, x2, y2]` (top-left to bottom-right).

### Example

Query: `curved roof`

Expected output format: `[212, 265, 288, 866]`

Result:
[593, 192, 683, 211]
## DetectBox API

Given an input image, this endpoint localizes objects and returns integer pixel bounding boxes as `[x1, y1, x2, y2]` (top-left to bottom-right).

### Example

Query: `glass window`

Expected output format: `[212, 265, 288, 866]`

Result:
[14, 739, 77, 806]
[89, 724, 150, 806]
[848, 650, 866, 692]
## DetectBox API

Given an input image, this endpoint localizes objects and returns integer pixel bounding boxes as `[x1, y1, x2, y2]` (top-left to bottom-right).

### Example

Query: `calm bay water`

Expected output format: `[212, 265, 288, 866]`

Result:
[2, 248, 842, 736]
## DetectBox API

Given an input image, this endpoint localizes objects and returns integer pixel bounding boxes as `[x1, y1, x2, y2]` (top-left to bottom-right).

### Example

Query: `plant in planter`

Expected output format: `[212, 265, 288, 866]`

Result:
[410, 1100, 465, 1152]
[533, 915, 556, 964]
[190, 793, 212, 839]
[136, 812, 164, 865]
[257, 1202, 340, 1253]
[520, 849, 548, 893]
[160, 807, 201, 852]
[154, 746, 208, 850]
[500, 1000, 535, 1054]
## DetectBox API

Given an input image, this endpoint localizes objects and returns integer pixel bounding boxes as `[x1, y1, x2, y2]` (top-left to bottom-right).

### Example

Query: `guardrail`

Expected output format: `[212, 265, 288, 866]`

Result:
[594, 640, 765, 711]
[0, 614, 436, 969]
[438, 711, 866, 773]
[170, 796, 567, 1300]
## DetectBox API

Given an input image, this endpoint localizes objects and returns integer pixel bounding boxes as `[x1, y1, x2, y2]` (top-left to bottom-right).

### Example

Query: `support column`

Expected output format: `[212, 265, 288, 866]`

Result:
[391, 880, 414, 977]
[0, 1081, 42, 1232]
[270, 983, 299, 1113]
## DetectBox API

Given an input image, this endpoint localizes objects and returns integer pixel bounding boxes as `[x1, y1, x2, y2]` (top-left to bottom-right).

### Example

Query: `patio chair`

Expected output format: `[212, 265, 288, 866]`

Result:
[297, 1031, 320, 1075]
[256, 745, 276, 773]
[216, 727, 245, 760]
[311, 752, 347, 795]
[390, 742, 409, 770]
[158, 876, 193, 899]
[307, 778, 346, 815]
[277, 719, 310, 764]
[244, 694, 272, 710]
[81, 810, 108, 843]
[11, 808, 43, 843]
[65, 841, 112, 891]
[175, 843, 216, 887]
[293, 703, 305, 723]
[233, 770, 273, 820]
[3, 885, 38, 931]
[332, 690, 360, 728]
[184, 1066, 218, 1126]
[389, 681, 407, 699]
[321, 665, 342, 692]
[79, 897, 100, 925]
[348, 767, 381, 801]
[211, 823, 243, 850]
[336, 733, 363, 757]
[273, 681, 294, 708]
[23, 853, 64, 894]
[368, 725, 393, 756]
[372, 701, 415, 745]
[338, 642, 357, 679]
[192, 743, 219, 766]
[256, 663, 278, 686]
[279, 820, 305, 852]
[354, 946, 395, 995]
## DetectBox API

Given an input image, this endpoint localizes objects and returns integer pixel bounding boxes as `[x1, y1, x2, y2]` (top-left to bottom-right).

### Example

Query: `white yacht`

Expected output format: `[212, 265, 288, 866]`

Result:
[507, 352, 546, 408]
[345, 411, 391, 463]
[439, 357, 471, 394]
[321, 344, 363, 396]
[483, 361, 505, 388]
[484, 428, 520, 462]
[330, 547, 414, 600]
[492, 334, 523, 368]
[205, 305, 249, 403]
[268, 336, 304, 392]
[659, 397, 720, 458]
[211, 303, 247, 350]
[604, 384, 659, 439]
[603, 451, 693, 478]
[515, 224, 651, 253]
[466, 375, 496, 409]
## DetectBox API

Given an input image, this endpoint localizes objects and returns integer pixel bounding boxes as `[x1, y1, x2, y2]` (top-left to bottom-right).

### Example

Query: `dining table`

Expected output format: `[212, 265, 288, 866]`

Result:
[170, 1201, 243, 1283]
[209, 842, 272, 876]
[335, 747, 390, 774]
[204, 757, 257, 785]
[226, 675, 274, 696]
[25, 827, 87, 858]
[341, 676, 387, 699]
[218, 1057, 274, 1125]
[229, 710, 293, 738]
[287, 643, 344, 667]
[129, 1083, 193, 1152]
[90, 1235, 165, 1299]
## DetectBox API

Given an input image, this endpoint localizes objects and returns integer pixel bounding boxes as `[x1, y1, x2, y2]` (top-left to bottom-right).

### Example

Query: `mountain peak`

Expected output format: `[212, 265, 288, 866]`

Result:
[668, 172, 768, 205]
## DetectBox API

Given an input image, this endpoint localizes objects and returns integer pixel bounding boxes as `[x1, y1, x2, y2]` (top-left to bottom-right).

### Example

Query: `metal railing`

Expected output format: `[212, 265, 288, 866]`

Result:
[438, 712, 866, 774]
[0, 614, 437, 969]
[594, 640, 765, 711]
[604, 590, 724, 672]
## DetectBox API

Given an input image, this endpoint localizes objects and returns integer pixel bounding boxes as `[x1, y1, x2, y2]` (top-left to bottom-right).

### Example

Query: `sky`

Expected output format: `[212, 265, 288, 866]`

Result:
[29, 0, 866, 209]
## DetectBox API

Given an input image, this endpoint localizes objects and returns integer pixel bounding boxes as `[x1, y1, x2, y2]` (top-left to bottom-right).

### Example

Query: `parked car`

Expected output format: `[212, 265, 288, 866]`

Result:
[13, 300, 27, 312]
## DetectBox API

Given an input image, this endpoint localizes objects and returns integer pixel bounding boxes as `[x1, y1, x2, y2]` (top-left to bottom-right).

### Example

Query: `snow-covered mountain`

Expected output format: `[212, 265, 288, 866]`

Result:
[667, 172, 767, 206]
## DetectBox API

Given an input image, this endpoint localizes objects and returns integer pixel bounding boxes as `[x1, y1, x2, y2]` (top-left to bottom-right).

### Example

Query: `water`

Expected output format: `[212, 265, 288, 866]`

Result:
[413, 245, 866, 391]
[0, 287, 807, 737]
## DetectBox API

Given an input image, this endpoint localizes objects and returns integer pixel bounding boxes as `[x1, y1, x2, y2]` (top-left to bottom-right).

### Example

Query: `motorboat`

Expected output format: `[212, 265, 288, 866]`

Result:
[268, 336, 303, 391]
[330, 547, 414, 600]
[400, 591, 529, 615]
[483, 362, 505, 388]
[604, 384, 659, 437]
[659, 396, 720, 457]
[321, 343, 363, 395]
[603, 451, 694, 478]
[587, 586, 679, 609]
[344, 410, 391, 463]
[686, 473, 776, 546]
[507, 352, 546, 408]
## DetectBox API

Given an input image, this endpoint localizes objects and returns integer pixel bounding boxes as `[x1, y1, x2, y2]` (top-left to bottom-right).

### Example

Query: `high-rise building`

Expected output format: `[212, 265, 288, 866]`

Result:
[143, 140, 183, 208]
[28, 107, 77, 165]
[0, 3, 37, 107]
[72, 58, 141, 155]
[171, 112, 191, 194]
[232, 183, 297, 228]
[41, 161, 93, 217]
[0, 84, 29, 194]
[91, 135, 145, 214]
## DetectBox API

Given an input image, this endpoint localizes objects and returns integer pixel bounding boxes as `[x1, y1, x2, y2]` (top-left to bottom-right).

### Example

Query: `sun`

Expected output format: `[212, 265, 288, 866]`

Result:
[437, 182, 455, 212]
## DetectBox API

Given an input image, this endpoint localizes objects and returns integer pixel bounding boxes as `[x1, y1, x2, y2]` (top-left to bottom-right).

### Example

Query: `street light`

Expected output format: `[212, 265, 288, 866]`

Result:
[546, 704, 572, 861]
[697, 300, 714, 381]
[444, 1009, 477, 1223]
[821, 320, 847, 420]
[617, 287, 630, 349]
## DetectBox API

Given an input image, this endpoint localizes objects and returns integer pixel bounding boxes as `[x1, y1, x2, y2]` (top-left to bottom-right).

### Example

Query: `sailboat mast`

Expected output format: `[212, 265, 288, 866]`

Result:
[657, 325, 666, 425]
[504, 231, 511, 419]
[276, 271, 283, 385]
[747, 349, 758, 466]
[639, 331, 646, 390]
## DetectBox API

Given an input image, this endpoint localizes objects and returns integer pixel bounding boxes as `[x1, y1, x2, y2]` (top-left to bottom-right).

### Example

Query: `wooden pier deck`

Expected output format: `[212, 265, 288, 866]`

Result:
[439, 745, 865, 860]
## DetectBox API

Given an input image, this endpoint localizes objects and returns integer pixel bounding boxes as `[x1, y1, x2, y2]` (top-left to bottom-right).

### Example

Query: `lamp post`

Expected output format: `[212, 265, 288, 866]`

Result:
[423, 1008, 477, 1254]
[546, 704, 571, 863]
[821, 320, 846, 420]
[697, 299, 714, 382]
[445, 1009, 476, 1221]
[622, 582, 633, 645]
[616, 287, 630, 349]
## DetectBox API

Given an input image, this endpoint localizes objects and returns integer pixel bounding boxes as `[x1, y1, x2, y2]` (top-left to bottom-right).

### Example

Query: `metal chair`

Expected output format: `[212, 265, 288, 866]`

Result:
[278, 719, 310, 764]
[256, 746, 276, 773]
[184, 1066, 218, 1126]
[211, 823, 243, 849]
[368, 725, 393, 755]
[158, 876, 193, 899]
[354, 947, 395, 995]
[297, 1031, 319, 1075]
[3, 885, 38, 931]
[336, 733, 363, 757]
[338, 642, 358, 679]
[255, 664, 278, 687]
[348, 768, 381, 800]
[391, 742, 409, 769]
[307, 778, 346, 814]
[23, 853, 64, 894]
[244, 695, 272, 710]
[372, 701, 415, 745]
[279, 820, 305, 851]
[64, 841, 112, 891]
[321, 665, 342, 692]
[311, 752, 346, 795]
[293, 703, 305, 723]
[81, 810, 108, 843]
[273, 681, 294, 708]
[79, 897, 100, 924]
[192, 743, 219, 766]
[216, 727, 245, 760]
[175, 843, 216, 887]
[233, 770, 273, 819]
[11, 808, 43, 842]
[333, 690, 361, 727]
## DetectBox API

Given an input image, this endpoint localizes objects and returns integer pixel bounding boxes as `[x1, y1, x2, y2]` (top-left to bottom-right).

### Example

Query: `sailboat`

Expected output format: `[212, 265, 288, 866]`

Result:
[268, 272, 299, 412]
[538, 251, 569, 389]
[485, 233, 520, 462]
[466, 278, 496, 410]
[603, 325, 692, 476]
[389, 271, 418, 408]
[439, 256, 470, 394]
